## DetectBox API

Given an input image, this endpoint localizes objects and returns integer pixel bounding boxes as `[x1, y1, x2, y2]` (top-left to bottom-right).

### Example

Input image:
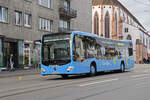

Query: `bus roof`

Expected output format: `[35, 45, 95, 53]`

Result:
[72, 31, 99, 38]
[42, 31, 132, 44]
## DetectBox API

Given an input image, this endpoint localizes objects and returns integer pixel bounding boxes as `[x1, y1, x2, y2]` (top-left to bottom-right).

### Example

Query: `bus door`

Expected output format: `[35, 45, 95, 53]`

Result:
[73, 35, 88, 73]
[100, 46, 108, 71]
[102, 46, 118, 71]
[127, 48, 133, 68]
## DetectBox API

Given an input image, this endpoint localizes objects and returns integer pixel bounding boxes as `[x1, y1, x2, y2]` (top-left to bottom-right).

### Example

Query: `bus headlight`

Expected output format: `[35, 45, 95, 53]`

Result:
[41, 68, 46, 72]
[66, 66, 74, 72]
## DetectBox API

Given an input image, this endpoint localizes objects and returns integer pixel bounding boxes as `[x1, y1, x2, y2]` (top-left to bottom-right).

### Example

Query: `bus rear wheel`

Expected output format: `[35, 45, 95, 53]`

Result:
[61, 74, 69, 79]
[90, 65, 97, 76]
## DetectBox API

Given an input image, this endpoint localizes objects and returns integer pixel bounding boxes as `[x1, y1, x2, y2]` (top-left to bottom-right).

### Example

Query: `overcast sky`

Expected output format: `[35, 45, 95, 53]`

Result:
[118, 0, 150, 31]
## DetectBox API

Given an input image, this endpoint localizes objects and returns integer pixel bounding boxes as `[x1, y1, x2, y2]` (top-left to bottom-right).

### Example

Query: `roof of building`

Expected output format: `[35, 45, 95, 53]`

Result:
[92, 0, 146, 31]
[92, 0, 118, 6]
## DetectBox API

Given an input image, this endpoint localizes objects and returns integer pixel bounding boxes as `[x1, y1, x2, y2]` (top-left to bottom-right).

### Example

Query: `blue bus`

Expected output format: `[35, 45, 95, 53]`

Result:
[41, 31, 134, 78]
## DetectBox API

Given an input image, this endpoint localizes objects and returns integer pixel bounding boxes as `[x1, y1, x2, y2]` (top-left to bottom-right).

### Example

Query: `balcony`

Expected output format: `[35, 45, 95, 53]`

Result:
[58, 27, 73, 33]
[59, 3, 77, 18]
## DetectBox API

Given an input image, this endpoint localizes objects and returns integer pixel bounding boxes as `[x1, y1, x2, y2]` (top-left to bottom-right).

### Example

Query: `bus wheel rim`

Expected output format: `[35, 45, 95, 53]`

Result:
[91, 66, 95, 74]
[121, 64, 124, 71]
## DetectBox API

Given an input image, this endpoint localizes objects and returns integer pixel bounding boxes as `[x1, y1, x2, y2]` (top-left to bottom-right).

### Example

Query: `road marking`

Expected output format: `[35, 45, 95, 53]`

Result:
[143, 70, 150, 72]
[131, 74, 150, 78]
[18, 76, 23, 80]
[78, 78, 119, 87]
[132, 76, 150, 81]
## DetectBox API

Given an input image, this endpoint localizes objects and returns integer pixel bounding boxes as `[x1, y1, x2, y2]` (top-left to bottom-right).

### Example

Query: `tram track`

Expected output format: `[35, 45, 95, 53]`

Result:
[0, 73, 125, 98]
[0, 68, 149, 99]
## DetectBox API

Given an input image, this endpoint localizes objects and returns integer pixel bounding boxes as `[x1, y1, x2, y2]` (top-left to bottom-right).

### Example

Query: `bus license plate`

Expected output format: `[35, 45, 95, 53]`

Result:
[53, 72, 59, 74]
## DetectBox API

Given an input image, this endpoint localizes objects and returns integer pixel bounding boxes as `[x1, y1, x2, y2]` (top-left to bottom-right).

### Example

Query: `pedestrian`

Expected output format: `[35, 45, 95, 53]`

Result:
[10, 54, 15, 71]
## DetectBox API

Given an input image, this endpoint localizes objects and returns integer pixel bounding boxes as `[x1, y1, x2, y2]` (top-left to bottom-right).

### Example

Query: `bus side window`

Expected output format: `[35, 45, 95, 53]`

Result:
[96, 44, 102, 59]
[105, 47, 116, 60]
[73, 36, 79, 61]
[101, 46, 105, 59]
[86, 37, 97, 58]
[43, 46, 50, 60]
[128, 48, 133, 56]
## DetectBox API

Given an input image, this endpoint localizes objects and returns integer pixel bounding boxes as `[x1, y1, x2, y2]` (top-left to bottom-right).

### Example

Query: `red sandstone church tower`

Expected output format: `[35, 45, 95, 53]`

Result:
[92, 0, 150, 63]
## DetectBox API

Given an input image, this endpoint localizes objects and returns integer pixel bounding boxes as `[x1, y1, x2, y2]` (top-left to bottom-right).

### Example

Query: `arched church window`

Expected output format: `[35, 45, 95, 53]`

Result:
[115, 12, 117, 36]
[105, 11, 110, 38]
[94, 11, 99, 35]
[127, 16, 129, 24]
[127, 35, 132, 40]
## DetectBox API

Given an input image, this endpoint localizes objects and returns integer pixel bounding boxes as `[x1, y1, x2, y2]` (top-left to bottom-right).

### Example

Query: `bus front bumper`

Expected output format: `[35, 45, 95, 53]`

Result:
[41, 64, 77, 75]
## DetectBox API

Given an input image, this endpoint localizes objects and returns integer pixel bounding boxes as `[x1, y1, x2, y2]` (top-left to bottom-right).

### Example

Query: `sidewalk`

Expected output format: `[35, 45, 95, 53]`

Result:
[0, 68, 40, 78]
[135, 64, 150, 68]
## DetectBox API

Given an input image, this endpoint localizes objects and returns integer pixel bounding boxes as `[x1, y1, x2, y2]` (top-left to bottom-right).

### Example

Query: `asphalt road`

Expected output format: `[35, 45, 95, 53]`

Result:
[0, 64, 150, 100]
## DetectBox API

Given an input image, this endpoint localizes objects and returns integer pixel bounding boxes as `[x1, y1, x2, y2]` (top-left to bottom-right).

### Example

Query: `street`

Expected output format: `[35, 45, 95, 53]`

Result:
[0, 65, 150, 100]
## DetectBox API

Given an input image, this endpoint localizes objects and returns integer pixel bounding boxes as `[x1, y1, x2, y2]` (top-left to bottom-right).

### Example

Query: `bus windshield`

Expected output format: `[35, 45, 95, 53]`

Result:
[42, 33, 71, 66]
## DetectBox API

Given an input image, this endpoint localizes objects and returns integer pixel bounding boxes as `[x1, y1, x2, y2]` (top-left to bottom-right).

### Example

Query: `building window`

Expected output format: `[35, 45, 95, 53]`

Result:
[64, 0, 70, 9]
[123, 13, 125, 22]
[59, 19, 70, 30]
[115, 12, 117, 36]
[38, 0, 52, 8]
[24, 13, 32, 27]
[15, 11, 22, 25]
[125, 28, 129, 33]
[105, 11, 110, 38]
[143, 37, 145, 45]
[146, 38, 148, 46]
[0, 7, 8, 23]
[39, 17, 53, 32]
[24, 0, 32, 2]
[130, 19, 133, 25]
[94, 11, 99, 35]
[127, 16, 129, 24]
[127, 35, 132, 40]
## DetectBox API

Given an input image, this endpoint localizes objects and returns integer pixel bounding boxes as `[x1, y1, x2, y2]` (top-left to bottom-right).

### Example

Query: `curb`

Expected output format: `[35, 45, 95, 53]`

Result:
[0, 69, 40, 78]
[0, 72, 40, 78]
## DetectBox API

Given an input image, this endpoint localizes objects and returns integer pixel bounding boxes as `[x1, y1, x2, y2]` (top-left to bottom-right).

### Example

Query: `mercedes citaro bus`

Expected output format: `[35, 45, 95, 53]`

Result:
[40, 31, 134, 78]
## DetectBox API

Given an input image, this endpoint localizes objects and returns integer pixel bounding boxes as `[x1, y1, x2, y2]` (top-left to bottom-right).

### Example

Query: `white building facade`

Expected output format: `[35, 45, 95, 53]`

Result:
[92, 0, 150, 63]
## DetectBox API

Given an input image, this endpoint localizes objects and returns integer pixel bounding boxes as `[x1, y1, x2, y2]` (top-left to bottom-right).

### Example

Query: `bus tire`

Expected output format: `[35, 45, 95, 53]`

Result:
[120, 63, 125, 72]
[61, 74, 69, 79]
[90, 64, 97, 76]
